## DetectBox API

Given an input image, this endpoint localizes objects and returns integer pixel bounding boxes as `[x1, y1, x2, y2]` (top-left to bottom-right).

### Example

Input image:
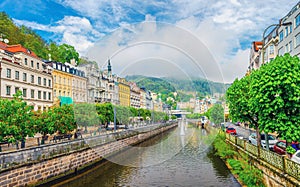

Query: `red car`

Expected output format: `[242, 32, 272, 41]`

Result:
[226, 127, 236, 135]
[273, 140, 300, 155]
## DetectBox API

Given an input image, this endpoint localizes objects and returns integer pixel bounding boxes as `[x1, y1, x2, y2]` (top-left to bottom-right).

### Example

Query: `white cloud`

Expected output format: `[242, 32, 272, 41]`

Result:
[13, 0, 299, 82]
[14, 16, 103, 55]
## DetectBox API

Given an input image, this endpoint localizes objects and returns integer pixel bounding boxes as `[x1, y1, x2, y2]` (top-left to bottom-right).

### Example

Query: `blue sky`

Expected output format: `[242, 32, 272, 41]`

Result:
[0, 0, 298, 82]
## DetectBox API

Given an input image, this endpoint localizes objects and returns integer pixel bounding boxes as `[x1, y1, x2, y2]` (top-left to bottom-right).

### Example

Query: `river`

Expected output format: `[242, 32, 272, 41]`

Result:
[50, 124, 241, 187]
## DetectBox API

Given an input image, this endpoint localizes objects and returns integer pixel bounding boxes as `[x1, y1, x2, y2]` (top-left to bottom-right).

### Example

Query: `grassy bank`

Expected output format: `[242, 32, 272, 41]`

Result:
[213, 131, 265, 187]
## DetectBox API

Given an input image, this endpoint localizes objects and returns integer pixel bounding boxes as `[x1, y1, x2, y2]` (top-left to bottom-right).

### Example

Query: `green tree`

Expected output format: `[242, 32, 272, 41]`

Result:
[52, 105, 76, 134]
[0, 91, 35, 149]
[57, 44, 79, 63]
[210, 104, 224, 125]
[226, 75, 262, 146]
[74, 103, 99, 133]
[250, 54, 300, 143]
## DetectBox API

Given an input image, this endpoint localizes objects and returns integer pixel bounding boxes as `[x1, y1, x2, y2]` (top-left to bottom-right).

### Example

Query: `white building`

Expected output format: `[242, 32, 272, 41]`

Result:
[277, 2, 300, 57]
[0, 43, 53, 111]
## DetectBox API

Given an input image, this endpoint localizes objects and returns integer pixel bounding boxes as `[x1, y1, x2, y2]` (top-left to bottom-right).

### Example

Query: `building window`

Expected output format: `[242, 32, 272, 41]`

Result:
[31, 75, 34, 83]
[278, 47, 284, 56]
[279, 31, 284, 42]
[38, 77, 41, 85]
[54, 90, 56, 97]
[38, 91, 41, 99]
[15, 87, 19, 94]
[31, 60, 34, 68]
[37, 63, 40, 69]
[31, 90, 34, 99]
[59, 90, 61, 96]
[54, 75, 56, 83]
[43, 78, 46, 86]
[53, 63, 57, 69]
[285, 27, 289, 37]
[296, 14, 300, 28]
[15, 71, 19, 80]
[289, 41, 293, 52]
[285, 44, 289, 53]
[43, 91, 46, 100]
[289, 24, 293, 34]
[23, 89, 27, 97]
[23, 73, 27, 82]
[48, 92, 51, 100]
[295, 33, 300, 47]
[6, 69, 11, 78]
[24, 58, 28, 65]
[269, 45, 274, 55]
[48, 79, 51, 87]
[6, 86, 11, 95]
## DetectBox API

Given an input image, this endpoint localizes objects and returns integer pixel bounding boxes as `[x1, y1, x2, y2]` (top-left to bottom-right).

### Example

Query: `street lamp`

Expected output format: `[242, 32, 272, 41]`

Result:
[261, 22, 292, 64]
[261, 21, 292, 151]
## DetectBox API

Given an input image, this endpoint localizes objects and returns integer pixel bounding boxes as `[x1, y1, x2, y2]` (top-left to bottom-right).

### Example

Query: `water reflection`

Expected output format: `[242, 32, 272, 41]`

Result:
[52, 125, 241, 187]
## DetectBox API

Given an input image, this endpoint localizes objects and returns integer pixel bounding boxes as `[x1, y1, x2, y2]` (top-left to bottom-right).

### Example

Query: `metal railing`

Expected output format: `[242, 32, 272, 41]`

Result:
[226, 133, 300, 180]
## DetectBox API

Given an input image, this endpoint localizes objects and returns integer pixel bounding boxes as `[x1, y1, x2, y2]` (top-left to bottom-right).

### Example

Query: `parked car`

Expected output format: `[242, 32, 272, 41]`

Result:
[248, 133, 278, 150]
[273, 140, 300, 155]
[226, 127, 237, 135]
[291, 150, 300, 164]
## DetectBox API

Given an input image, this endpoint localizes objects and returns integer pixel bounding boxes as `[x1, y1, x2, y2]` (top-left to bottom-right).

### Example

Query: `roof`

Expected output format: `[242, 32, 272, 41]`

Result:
[5, 44, 38, 58]
[253, 41, 262, 52]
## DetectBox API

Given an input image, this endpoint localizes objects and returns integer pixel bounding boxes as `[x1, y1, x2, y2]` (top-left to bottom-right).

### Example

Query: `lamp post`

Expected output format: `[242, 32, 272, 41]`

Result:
[261, 22, 292, 151]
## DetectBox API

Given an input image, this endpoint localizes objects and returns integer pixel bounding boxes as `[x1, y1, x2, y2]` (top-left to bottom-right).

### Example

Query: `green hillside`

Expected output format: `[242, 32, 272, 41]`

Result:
[0, 12, 79, 63]
[126, 75, 230, 104]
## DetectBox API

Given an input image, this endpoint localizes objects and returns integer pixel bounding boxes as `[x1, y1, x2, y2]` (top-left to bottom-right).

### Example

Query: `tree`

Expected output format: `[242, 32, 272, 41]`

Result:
[226, 75, 261, 147]
[33, 110, 56, 145]
[74, 103, 99, 133]
[250, 54, 300, 143]
[0, 91, 35, 149]
[210, 104, 224, 125]
[57, 44, 79, 63]
[52, 105, 76, 134]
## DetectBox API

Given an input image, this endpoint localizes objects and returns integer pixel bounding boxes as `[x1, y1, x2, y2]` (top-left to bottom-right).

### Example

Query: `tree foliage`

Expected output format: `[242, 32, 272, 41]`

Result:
[210, 104, 224, 125]
[0, 92, 35, 147]
[74, 103, 99, 132]
[250, 54, 300, 142]
[227, 54, 300, 144]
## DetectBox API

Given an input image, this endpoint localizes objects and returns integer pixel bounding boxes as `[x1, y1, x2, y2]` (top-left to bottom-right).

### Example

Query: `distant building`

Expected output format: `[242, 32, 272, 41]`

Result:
[0, 43, 53, 111]
[249, 41, 262, 70]
[118, 77, 130, 107]
[77, 62, 105, 103]
[129, 82, 141, 108]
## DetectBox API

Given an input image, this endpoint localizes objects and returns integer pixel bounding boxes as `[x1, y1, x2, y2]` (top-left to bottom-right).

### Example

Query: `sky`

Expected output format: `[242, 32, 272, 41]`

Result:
[0, 0, 298, 83]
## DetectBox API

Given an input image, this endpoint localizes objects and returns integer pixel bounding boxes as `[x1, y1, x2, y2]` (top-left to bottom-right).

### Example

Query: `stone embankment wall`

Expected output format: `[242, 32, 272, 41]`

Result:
[0, 123, 177, 187]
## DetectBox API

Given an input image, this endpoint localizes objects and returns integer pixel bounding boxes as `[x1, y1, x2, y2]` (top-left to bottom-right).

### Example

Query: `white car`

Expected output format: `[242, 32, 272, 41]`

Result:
[291, 150, 300, 164]
[248, 133, 278, 149]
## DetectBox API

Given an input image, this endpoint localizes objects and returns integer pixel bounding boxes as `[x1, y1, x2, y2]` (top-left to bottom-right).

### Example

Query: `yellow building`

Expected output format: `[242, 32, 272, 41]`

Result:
[117, 78, 130, 107]
[46, 61, 73, 105]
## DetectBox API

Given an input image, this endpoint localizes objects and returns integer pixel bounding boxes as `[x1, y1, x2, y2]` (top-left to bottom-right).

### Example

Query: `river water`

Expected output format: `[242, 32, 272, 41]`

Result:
[52, 124, 241, 187]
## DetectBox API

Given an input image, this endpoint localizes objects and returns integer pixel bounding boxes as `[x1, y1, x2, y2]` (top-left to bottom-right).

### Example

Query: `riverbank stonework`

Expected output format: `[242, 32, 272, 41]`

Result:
[0, 123, 177, 187]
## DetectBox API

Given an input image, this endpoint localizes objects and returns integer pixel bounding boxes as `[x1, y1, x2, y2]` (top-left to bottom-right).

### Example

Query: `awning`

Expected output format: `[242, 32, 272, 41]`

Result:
[58, 96, 73, 105]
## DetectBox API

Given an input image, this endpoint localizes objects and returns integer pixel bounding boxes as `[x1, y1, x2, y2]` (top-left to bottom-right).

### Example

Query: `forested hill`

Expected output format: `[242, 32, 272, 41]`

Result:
[126, 75, 230, 95]
[0, 12, 79, 64]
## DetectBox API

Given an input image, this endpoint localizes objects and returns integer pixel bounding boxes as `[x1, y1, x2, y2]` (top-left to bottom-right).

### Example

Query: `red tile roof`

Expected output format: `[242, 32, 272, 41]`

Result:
[0, 42, 38, 58]
[253, 41, 262, 52]
[6, 44, 38, 58]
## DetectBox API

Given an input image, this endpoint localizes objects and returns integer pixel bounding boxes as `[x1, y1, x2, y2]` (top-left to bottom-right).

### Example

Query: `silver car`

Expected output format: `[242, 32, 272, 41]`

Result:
[248, 133, 278, 149]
